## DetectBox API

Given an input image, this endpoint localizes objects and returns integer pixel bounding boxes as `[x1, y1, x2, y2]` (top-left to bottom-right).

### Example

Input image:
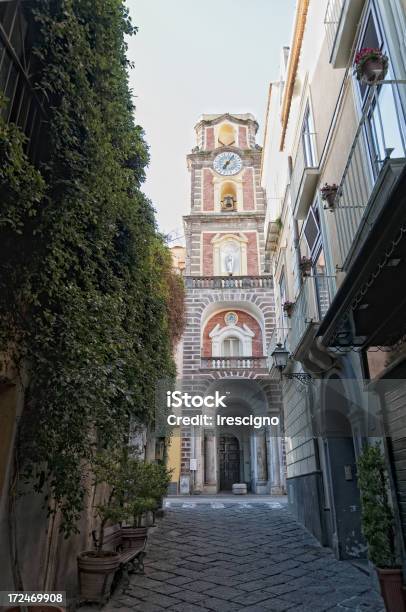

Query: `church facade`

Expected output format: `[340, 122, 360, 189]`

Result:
[179, 113, 285, 496]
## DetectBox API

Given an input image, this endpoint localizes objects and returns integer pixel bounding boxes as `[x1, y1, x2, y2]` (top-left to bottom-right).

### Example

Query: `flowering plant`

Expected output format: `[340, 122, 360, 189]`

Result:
[354, 48, 388, 82]
[283, 301, 295, 317]
[320, 183, 338, 197]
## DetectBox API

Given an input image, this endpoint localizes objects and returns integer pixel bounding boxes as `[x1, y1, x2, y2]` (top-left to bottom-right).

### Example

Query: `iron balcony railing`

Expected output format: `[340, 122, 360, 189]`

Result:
[324, 0, 345, 57]
[200, 356, 268, 370]
[289, 275, 336, 356]
[185, 276, 273, 289]
[331, 80, 406, 270]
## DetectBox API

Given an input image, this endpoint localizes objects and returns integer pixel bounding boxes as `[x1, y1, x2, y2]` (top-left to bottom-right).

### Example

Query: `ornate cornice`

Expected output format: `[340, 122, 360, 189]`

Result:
[279, 0, 310, 151]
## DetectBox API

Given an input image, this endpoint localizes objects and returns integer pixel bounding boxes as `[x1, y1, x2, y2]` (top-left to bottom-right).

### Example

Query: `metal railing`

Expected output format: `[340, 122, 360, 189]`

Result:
[185, 276, 273, 289]
[324, 0, 346, 57]
[289, 276, 336, 355]
[332, 81, 406, 270]
[200, 356, 268, 370]
[290, 132, 318, 215]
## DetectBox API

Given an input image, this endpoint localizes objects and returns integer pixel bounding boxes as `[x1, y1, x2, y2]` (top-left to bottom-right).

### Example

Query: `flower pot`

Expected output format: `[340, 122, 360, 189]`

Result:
[77, 550, 120, 604]
[283, 303, 294, 318]
[376, 567, 406, 612]
[361, 58, 388, 84]
[121, 526, 148, 550]
[299, 258, 312, 277]
[322, 188, 338, 209]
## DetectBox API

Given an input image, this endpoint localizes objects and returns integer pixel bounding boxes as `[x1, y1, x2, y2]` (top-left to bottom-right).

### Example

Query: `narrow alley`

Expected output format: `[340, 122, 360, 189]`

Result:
[104, 499, 384, 612]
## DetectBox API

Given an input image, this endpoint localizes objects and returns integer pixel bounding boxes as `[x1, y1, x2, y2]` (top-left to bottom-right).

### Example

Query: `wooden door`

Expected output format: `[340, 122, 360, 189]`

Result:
[219, 435, 240, 491]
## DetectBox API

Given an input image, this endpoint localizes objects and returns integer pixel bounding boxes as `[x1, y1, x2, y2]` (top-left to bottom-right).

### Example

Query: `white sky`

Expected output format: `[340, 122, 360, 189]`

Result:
[126, 0, 296, 240]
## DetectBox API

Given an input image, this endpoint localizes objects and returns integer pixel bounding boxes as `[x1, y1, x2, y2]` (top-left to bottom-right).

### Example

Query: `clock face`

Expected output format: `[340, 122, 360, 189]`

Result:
[213, 152, 243, 176]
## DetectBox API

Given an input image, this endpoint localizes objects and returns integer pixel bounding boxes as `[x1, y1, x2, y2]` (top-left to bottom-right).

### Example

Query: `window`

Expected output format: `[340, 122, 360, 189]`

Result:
[302, 105, 317, 167]
[304, 204, 321, 256]
[218, 124, 236, 147]
[356, 5, 406, 177]
[222, 336, 242, 357]
[279, 271, 287, 328]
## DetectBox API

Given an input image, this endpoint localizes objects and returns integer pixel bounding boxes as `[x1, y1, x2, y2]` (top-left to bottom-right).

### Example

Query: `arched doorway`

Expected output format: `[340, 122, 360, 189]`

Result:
[323, 377, 366, 559]
[219, 435, 240, 491]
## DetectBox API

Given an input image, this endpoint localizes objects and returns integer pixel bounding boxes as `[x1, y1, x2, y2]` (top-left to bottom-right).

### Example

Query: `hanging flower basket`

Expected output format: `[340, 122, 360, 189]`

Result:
[320, 183, 338, 209]
[283, 301, 295, 318]
[299, 256, 312, 277]
[354, 48, 389, 84]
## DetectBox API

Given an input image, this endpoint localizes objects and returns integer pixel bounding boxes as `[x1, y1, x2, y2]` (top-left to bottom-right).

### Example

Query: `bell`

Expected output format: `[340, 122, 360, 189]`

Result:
[222, 195, 236, 210]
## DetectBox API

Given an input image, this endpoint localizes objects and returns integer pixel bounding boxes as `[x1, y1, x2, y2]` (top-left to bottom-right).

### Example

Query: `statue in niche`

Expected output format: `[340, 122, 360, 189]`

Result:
[225, 254, 234, 274]
[221, 240, 240, 276]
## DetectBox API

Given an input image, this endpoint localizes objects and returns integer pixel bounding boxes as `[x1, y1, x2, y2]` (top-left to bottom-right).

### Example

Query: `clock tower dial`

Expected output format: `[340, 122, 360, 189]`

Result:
[213, 152, 243, 176]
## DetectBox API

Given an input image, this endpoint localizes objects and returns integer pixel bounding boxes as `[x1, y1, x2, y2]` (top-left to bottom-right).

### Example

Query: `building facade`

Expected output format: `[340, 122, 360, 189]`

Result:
[180, 113, 285, 496]
[262, 0, 406, 564]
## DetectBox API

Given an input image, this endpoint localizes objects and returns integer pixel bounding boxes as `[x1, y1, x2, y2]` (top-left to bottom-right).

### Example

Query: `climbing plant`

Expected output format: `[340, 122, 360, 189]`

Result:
[0, 0, 183, 535]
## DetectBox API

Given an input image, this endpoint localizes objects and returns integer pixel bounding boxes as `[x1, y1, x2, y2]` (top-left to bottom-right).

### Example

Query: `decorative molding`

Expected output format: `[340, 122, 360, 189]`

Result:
[279, 0, 310, 151]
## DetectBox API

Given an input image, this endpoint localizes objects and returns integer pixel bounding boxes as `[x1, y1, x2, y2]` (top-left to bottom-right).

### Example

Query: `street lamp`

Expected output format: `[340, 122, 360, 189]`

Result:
[270, 343, 312, 384]
[271, 343, 290, 372]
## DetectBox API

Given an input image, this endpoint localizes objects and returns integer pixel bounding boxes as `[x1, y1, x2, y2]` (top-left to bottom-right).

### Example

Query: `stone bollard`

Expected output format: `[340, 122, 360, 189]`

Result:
[232, 483, 247, 495]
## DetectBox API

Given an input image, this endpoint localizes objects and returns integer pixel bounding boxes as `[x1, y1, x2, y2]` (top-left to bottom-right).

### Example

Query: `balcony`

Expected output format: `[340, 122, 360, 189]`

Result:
[185, 276, 273, 289]
[332, 81, 406, 272]
[324, 0, 365, 68]
[200, 356, 268, 371]
[289, 275, 335, 359]
[291, 134, 319, 220]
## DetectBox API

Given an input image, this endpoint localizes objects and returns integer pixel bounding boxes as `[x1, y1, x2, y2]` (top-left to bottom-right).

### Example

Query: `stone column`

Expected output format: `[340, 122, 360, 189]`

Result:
[267, 426, 284, 495]
[255, 430, 268, 494]
[194, 427, 204, 492]
[204, 429, 218, 493]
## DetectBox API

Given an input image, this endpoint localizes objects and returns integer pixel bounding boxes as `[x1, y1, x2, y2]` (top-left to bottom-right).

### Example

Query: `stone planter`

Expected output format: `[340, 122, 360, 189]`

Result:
[77, 550, 120, 604]
[376, 567, 406, 612]
[121, 526, 148, 550]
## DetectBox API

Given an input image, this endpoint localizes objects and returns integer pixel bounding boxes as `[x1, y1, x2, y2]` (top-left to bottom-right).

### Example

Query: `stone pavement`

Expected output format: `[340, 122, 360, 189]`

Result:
[103, 498, 384, 612]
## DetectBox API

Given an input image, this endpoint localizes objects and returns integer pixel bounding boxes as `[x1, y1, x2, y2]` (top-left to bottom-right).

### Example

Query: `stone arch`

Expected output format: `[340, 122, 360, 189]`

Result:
[200, 301, 266, 356]
[202, 308, 262, 357]
[217, 123, 236, 147]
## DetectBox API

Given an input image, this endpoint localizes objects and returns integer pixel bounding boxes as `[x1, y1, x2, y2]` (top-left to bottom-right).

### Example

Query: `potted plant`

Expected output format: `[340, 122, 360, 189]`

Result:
[354, 48, 389, 84]
[122, 496, 156, 547]
[357, 444, 406, 612]
[299, 256, 312, 277]
[283, 301, 295, 318]
[77, 452, 127, 604]
[320, 183, 339, 209]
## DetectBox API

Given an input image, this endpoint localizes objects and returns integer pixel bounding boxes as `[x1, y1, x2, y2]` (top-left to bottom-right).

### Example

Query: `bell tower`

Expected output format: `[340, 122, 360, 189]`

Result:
[184, 113, 266, 277]
[179, 114, 283, 497]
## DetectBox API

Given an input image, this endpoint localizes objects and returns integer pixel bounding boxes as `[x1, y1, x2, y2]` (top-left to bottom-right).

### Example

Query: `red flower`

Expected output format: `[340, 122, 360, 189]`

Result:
[354, 48, 383, 64]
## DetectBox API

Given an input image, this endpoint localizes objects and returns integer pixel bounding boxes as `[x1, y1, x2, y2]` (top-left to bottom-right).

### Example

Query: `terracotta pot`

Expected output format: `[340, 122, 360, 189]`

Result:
[121, 526, 148, 550]
[361, 58, 387, 84]
[377, 567, 406, 612]
[77, 550, 120, 604]
[5, 608, 64, 612]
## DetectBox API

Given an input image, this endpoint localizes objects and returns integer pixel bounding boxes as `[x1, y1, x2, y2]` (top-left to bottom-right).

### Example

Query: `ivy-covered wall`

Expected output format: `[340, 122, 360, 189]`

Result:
[0, 0, 184, 591]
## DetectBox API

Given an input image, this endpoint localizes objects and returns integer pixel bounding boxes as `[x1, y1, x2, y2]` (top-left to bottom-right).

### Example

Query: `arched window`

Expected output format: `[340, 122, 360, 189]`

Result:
[222, 336, 242, 357]
[220, 181, 237, 211]
[217, 124, 236, 147]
